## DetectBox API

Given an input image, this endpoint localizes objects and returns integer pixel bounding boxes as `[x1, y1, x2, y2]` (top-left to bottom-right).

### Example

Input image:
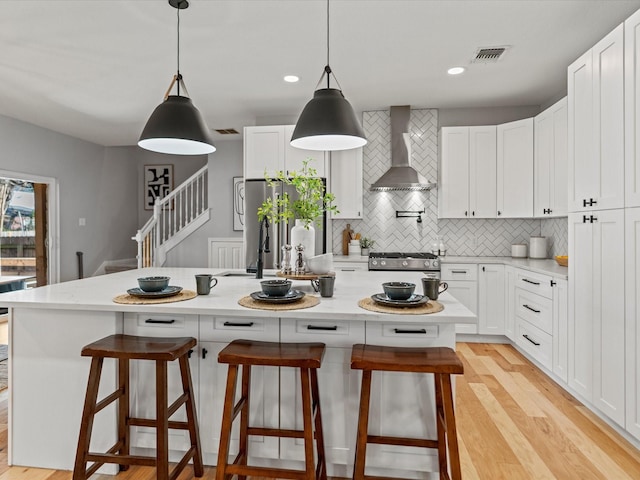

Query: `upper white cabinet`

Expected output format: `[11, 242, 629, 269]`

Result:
[568, 24, 625, 212]
[626, 10, 640, 207]
[497, 118, 534, 218]
[330, 147, 364, 219]
[439, 126, 496, 218]
[244, 125, 327, 179]
[534, 97, 568, 218]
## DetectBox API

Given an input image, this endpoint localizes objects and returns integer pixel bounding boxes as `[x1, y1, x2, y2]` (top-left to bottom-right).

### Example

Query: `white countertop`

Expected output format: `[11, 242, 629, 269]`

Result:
[441, 256, 568, 279]
[0, 267, 476, 325]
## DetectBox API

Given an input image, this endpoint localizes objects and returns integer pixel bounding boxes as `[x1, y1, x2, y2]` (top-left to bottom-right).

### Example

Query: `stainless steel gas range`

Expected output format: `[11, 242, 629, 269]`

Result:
[368, 252, 441, 274]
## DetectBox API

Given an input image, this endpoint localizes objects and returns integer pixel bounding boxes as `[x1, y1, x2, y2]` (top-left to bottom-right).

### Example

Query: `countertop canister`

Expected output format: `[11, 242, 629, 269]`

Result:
[529, 236, 548, 259]
[511, 244, 528, 258]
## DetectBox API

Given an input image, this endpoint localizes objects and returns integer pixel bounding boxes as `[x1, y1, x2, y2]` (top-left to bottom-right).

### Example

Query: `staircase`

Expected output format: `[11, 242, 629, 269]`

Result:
[133, 165, 209, 268]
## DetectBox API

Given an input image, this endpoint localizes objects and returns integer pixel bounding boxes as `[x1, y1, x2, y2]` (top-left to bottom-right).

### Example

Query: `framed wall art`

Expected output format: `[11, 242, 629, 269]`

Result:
[144, 164, 173, 210]
[233, 176, 244, 231]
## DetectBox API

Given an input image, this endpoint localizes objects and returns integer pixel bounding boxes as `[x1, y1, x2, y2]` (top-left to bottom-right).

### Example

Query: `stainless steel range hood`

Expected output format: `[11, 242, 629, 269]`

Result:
[370, 105, 436, 191]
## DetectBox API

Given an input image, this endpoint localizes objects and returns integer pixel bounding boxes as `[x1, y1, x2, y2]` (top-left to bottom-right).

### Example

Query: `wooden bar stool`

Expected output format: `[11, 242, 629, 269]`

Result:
[73, 334, 204, 480]
[216, 339, 328, 480]
[350, 344, 464, 480]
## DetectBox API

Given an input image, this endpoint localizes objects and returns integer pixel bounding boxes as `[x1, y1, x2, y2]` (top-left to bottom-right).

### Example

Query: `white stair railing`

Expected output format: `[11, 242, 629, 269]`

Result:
[134, 165, 208, 268]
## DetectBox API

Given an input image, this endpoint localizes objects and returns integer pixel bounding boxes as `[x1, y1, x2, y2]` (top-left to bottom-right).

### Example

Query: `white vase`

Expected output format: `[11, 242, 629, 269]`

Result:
[290, 219, 315, 264]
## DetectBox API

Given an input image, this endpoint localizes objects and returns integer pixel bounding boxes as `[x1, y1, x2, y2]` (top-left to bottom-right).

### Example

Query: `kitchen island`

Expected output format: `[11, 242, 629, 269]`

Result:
[1, 267, 475, 479]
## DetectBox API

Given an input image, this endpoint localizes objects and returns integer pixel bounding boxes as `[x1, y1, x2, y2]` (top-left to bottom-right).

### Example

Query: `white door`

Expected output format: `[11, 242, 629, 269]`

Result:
[469, 126, 497, 218]
[567, 50, 594, 212]
[439, 127, 470, 218]
[592, 208, 625, 426]
[330, 147, 363, 219]
[626, 10, 640, 208]
[591, 24, 625, 211]
[478, 264, 506, 334]
[534, 107, 553, 217]
[551, 98, 568, 217]
[568, 212, 594, 399]
[625, 207, 640, 440]
[496, 118, 534, 218]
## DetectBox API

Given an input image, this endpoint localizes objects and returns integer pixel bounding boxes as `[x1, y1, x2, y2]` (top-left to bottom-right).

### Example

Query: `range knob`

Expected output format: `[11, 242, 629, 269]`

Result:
[432, 259, 440, 268]
[402, 260, 408, 267]
[424, 260, 431, 268]
[380, 260, 386, 266]
[371, 260, 378, 266]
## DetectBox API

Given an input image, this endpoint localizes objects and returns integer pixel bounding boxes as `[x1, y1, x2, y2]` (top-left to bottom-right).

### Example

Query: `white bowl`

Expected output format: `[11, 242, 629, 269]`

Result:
[306, 253, 334, 274]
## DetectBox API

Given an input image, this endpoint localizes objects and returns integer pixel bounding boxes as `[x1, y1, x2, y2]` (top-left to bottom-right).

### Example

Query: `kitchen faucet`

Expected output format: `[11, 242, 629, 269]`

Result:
[256, 217, 271, 279]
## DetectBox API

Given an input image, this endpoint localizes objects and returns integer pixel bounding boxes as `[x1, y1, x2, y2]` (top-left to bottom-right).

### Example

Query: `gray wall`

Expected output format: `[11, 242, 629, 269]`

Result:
[164, 139, 243, 267]
[0, 114, 138, 282]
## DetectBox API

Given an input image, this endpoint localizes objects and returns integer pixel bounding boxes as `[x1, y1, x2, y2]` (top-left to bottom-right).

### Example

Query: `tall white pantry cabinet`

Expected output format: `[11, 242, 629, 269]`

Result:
[568, 8, 640, 437]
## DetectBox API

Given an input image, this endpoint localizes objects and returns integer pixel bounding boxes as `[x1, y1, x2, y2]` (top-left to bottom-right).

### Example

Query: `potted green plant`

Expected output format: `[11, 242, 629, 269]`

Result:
[359, 237, 375, 256]
[257, 159, 338, 260]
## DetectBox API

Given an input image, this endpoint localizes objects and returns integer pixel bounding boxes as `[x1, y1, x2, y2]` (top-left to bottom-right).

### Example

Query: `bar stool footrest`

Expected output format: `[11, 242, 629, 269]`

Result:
[129, 417, 190, 430]
[247, 426, 309, 439]
[367, 434, 439, 449]
[226, 463, 309, 480]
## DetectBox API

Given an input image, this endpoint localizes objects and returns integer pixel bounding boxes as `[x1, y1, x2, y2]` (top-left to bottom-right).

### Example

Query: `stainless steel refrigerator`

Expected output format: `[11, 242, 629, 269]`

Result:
[243, 178, 327, 272]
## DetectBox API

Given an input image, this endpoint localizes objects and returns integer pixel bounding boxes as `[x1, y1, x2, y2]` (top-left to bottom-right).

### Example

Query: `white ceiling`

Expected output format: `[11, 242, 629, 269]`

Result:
[1, 0, 639, 147]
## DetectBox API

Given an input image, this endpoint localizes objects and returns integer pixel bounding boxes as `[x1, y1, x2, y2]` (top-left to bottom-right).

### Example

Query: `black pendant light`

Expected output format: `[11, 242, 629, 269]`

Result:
[290, 0, 366, 151]
[138, 0, 215, 155]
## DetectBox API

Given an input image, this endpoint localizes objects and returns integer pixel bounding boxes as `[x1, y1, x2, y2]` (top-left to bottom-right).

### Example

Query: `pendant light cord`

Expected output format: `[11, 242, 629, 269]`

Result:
[314, 0, 342, 91]
[176, 3, 181, 96]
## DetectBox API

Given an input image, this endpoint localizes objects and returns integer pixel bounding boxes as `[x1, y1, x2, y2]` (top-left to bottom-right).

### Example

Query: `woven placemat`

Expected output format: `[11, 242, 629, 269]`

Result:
[358, 297, 444, 315]
[113, 290, 197, 305]
[238, 294, 320, 311]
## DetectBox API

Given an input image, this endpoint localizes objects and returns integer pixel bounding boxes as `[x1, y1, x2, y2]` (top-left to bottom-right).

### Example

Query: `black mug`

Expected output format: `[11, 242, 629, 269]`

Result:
[195, 274, 218, 295]
[312, 275, 335, 297]
[421, 277, 448, 301]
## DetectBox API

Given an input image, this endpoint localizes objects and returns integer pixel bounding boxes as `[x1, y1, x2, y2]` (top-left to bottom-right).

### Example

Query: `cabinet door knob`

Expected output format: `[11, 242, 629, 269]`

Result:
[202, 348, 208, 359]
[583, 215, 589, 223]
[465, 211, 468, 216]
[590, 215, 598, 223]
[583, 199, 589, 207]
[497, 210, 502, 216]
[472, 211, 475, 216]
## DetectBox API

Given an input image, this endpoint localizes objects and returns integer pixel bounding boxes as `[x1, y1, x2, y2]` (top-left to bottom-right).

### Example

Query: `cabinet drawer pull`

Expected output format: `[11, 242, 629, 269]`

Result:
[522, 334, 540, 346]
[145, 319, 176, 324]
[341, 268, 356, 272]
[450, 270, 468, 274]
[394, 328, 427, 334]
[223, 321, 255, 327]
[307, 325, 338, 331]
[523, 304, 540, 313]
[522, 278, 540, 286]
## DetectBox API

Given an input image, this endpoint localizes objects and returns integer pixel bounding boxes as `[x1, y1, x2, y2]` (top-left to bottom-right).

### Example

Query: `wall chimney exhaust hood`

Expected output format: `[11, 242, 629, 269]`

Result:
[370, 105, 436, 191]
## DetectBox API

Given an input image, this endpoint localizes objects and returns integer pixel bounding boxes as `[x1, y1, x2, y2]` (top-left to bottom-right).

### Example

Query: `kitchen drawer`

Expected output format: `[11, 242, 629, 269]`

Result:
[515, 288, 553, 335]
[281, 318, 364, 348]
[441, 264, 478, 281]
[515, 318, 552, 371]
[334, 261, 368, 272]
[200, 315, 279, 343]
[123, 312, 198, 337]
[515, 269, 553, 299]
[365, 322, 441, 347]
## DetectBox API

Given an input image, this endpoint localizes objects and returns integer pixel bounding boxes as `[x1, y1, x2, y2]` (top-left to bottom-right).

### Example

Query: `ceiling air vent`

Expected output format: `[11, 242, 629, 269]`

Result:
[472, 46, 509, 63]
[214, 128, 239, 135]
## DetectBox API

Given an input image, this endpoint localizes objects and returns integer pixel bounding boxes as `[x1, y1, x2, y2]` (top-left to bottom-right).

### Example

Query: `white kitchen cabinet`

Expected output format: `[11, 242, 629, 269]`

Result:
[198, 316, 280, 463]
[568, 24, 625, 212]
[625, 207, 640, 440]
[504, 266, 516, 341]
[123, 313, 199, 454]
[552, 278, 569, 383]
[279, 319, 364, 475]
[568, 209, 625, 426]
[534, 97, 568, 218]
[244, 125, 326, 179]
[439, 126, 496, 219]
[497, 118, 534, 218]
[330, 147, 363, 219]
[334, 260, 368, 272]
[626, 10, 640, 208]
[478, 264, 505, 334]
[441, 264, 479, 335]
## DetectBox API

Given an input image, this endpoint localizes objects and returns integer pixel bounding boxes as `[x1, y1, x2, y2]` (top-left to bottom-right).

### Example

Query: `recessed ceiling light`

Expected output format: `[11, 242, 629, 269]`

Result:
[447, 67, 466, 75]
[284, 75, 299, 83]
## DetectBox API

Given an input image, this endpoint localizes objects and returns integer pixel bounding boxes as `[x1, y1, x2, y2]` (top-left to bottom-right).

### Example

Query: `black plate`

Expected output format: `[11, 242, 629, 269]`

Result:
[371, 293, 429, 308]
[250, 290, 305, 304]
[127, 286, 183, 299]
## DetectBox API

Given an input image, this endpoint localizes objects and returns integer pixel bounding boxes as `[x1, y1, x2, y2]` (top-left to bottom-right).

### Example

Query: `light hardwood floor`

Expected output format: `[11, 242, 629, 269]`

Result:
[0, 343, 639, 479]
